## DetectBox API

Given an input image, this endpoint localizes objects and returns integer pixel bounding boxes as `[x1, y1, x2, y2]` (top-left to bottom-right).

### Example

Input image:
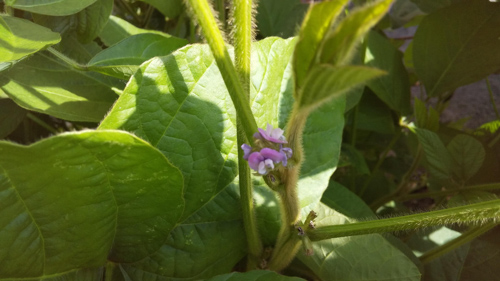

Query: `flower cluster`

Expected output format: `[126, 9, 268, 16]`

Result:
[241, 123, 293, 175]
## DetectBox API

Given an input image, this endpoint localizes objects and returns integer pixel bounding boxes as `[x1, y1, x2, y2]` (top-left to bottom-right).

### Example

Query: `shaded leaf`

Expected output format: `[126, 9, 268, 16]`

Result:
[414, 128, 453, 181]
[88, 33, 188, 79]
[5, 0, 97, 16]
[447, 134, 485, 181]
[140, 0, 183, 19]
[320, 0, 393, 65]
[340, 144, 370, 175]
[413, 1, 500, 97]
[321, 181, 376, 220]
[0, 52, 118, 122]
[298, 203, 421, 281]
[99, 15, 170, 47]
[256, 0, 308, 39]
[0, 130, 184, 278]
[293, 0, 350, 90]
[204, 270, 305, 281]
[365, 30, 411, 114]
[0, 15, 60, 70]
[356, 90, 395, 134]
[0, 98, 26, 139]
[410, 0, 459, 13]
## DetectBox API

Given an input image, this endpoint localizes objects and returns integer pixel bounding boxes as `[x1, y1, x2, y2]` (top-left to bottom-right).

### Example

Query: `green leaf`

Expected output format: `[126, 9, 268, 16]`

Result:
[414, 128, 453, 181]
[298, 203, 421, 281]
[410, 0, 459, 14]
[340, 144, 370, 175]
[99, 15, 170, 47]
[293, 0, 350, 90]
[365, 30, 411, 114]
[414, 97, 439, 132]
[88, 33, 188, 79]
[5, 0, 97, 16]
[204, 270, 306, 281]
[0, 98, 26, 139]
[321, 181, 376, 219]
[0, 15, 60, 69]
[32, 0, 113, 44]
[297, 64, 385, 111]
[356, 90, 395, 134]
[413, 1, 500, 97]
[0, 130, 184, 278]
[446, 134, 485, 181]
[140, 0, 183, 19]
[256, 0, 308, 39]
[319, 0, 393, 65]
[0, 52, 117, 122]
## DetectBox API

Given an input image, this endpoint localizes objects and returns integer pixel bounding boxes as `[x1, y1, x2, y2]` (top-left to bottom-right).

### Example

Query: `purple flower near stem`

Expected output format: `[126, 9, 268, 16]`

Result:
[241, 143, 252, 160]
[248, 148, 288, 175]
[255, 123, 287, 144]
[280, 145, 293, 166]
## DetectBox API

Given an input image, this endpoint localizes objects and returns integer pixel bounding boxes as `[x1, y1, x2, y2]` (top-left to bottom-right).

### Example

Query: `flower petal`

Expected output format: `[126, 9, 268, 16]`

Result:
[248, 152, 264, 171]
[260, 148, 286, 164]
[241, 144, 252, 160]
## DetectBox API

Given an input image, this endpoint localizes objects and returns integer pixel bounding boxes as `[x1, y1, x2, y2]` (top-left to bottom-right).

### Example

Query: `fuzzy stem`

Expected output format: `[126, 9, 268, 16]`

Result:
[185, 0, 258, 141]
[309, 199, 500, 241]
[233, 0, 262, 269]
[268, 106, 309, 271]
[419, 222, 497, 264]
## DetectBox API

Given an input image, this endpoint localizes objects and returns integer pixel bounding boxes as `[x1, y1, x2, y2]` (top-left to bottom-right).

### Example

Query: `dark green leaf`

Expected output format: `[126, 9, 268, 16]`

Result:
[0, 52, 118, 122]
[298, 203, 421, 281]
[5, 0, 97, 16]
[256, 0, 308, 38]
[297, 64, 385, 111]
[293, 0, 350, 90]
[140, 0, 183, 19]
[365, 30, 411, 114]
[410, 0, 459, 13]
[99, 15, 170, 47]
[0, 98, 26, 139]
[319, 0, 393, 65]
[0, 130, 184, 278]
[321, 181, 376, 219]
[413, 1, 500, 97]
[414, 128, 453, 181]
[88, 33, 188, 79]
[356, 90, 395, 134]
[447, 134, 485, 181]
[204, 270, 305, 281]
[0, 15, 60, 69]
[340, 144, 370, 175]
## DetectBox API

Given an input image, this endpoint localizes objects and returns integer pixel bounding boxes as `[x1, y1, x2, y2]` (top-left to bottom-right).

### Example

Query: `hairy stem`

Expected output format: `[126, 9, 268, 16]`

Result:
[232, 0, 262, 269]
[419, 222, 497, 264]
[309, 199, 500, 241]
[185, 0, 258, 141]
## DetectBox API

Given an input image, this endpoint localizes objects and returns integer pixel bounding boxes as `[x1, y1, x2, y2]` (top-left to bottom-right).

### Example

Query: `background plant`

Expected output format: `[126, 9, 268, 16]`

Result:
[1, 0, 500, 280]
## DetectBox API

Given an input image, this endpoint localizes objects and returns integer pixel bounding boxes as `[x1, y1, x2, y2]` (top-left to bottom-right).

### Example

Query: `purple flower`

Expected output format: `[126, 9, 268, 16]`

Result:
[248, 148, 287, 175]
[241, 144, 252, 160]
[255, 123, 287, 144]
[280, 145, 293, 166]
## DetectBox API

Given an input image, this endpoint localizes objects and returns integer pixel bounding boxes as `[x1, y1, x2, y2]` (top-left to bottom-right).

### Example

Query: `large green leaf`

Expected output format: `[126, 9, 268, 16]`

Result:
[297, 64, 385, 111]
[414, 128, 453, 181]
[88, 33, 188, 79]
[413, 0, 500, 97]
[0, 52, 118, 122]
[365, 30, 411, 114]
[0, 130, 184, 278]
[410, 0, 459, 13]
[322, 181, 376, 220]
[204, 270, 305, 281]
[32, 0, 113, 44]
[5, 0, 97, 16]
[447, 134, 485, 182]
[140, 0, 183, 19]
[298, 203, 421, 281]
[256, 0, 308, 38]
[99, 15, 170, 47]
[293, 0, 350, 90]
[0, 98, 26, 139]
[0, 15, 60, 70]
[319, 0, 393, 66]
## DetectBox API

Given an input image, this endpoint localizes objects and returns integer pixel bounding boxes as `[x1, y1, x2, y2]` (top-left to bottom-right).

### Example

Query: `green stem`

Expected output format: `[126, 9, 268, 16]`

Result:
[215, 0, 226, 31]
[396, 182, 500, 202]
[486, 77, 500, 120]
[359, 130, 401, 197]
[233, 0, 262, 269]
[185, 0, 258, 141]
[419, 222, 497, 264]
[46, 47, 87, 71]
[308, 199, 500, 241]
[27, 113, 58, 134]
[105, 262, 115, 281]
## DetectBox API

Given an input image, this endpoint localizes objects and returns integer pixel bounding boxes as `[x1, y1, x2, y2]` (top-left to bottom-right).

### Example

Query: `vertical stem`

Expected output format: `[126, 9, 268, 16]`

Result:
[185, 0, 258, 141]
[216, 0, 227, 31]
[233, 0, 262, 269]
